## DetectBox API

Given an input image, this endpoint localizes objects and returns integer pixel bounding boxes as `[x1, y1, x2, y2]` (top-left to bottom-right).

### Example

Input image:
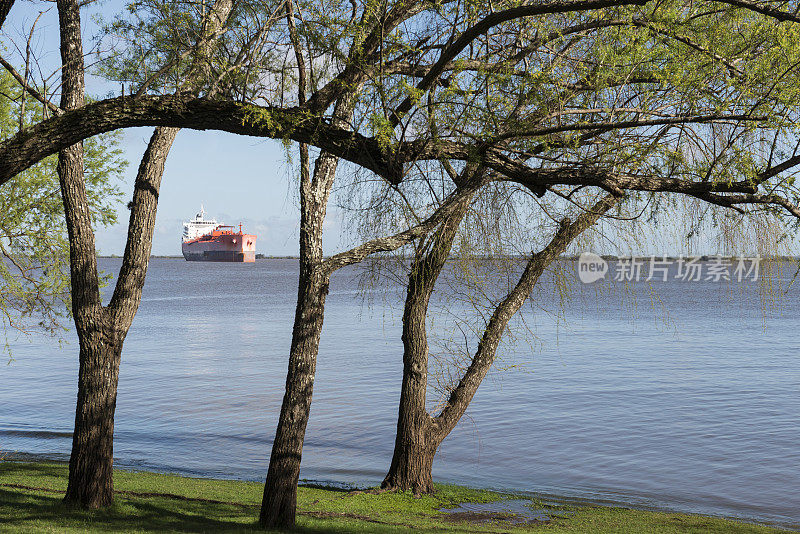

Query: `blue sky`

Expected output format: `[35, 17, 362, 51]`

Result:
[2, 0, 346, 256]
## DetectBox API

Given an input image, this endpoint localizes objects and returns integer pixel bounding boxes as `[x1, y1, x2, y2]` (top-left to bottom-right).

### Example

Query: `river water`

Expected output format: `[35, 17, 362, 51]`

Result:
[1, 257, 798, 528]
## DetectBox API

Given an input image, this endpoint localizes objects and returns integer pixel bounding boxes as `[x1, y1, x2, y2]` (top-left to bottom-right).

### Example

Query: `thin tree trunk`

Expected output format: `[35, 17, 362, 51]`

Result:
[109, 127, 178, 314]
[260, 152, 335, 527]
[259, 265, 329, 525]
[435, 193, 619, 437]
[258, 10, 318, 524]
[62, 128, 178, 509]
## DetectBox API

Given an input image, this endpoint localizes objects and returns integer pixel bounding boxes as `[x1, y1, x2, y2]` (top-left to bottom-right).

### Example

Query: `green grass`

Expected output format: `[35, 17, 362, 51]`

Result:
[0, 461, 794, 533]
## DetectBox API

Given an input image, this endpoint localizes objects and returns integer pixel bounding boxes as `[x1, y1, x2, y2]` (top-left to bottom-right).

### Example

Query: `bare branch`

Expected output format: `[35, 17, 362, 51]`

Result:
[0, 55, 61, 115]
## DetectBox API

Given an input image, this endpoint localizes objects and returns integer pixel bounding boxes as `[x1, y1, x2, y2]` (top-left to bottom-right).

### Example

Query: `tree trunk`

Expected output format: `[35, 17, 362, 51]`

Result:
[54, 0, 117, 508]
[382, 363, 438, 493]
[259, 143, 337, 527]
[54, 0, 230, 508]
[64, 315, 122, 507]
[259, 64, 358, 523]
[382, 434, 437, 494]
[383, 192, 473, 493]
[384, 192, 620, 494]
[259, 268, 329, 526]
[382, 267, 439, 494]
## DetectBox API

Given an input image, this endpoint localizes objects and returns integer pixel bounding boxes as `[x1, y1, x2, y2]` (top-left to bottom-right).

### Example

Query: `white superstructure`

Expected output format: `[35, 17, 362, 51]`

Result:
[182, 205, 220, 242]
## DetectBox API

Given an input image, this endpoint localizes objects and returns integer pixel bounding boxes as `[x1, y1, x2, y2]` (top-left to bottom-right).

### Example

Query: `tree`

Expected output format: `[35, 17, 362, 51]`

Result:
[380, 190, 618, 492]
[304, 0, 800, 495]
[366, 0, 800, 491]
[35, 0, 237, 508]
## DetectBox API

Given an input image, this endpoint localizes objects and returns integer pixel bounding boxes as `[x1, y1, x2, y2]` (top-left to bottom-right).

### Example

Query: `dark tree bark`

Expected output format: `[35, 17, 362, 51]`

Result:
[260, 94, 479, 519]
[383, 193, 620, 493]
[258, 264, 329, 526]
[64, 127, 178, 508]
[259, 12, 317, 522]
[0, 0, 14, 30]
[55, 0, 116, 508]
[64, 317, 123, 507]
[0, 94, 775, 202]
[257, 146, 481, 526]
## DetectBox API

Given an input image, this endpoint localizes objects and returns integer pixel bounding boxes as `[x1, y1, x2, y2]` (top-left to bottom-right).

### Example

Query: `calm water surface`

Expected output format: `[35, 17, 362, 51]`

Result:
[2, 258, 799, 529]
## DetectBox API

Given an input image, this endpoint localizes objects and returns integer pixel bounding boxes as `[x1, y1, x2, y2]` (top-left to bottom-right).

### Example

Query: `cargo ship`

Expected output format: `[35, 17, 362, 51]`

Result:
[181, 206, 256, 262]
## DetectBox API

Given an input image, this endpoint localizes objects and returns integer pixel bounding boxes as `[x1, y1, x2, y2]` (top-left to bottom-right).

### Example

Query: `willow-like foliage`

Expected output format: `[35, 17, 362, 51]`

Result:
[0, 71, 124, 357]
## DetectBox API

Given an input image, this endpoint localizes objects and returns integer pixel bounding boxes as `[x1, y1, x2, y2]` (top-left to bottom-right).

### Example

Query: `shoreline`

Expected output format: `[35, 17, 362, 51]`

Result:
[1, 458, 796, 532]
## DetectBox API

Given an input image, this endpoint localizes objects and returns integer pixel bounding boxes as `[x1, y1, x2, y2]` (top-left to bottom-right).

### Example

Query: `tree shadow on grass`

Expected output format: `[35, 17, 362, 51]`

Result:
[0, 488, 419, 533]
[0, 461, 68, 487]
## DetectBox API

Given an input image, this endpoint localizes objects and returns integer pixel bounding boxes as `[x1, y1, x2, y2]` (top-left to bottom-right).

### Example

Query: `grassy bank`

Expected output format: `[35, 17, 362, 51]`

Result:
[0, 461, 791, 533]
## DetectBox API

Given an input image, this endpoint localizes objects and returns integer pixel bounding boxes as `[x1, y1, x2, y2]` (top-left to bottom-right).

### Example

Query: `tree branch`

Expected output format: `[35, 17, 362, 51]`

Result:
[433, 192, 621, 435]
[110, 0, 235, 320]
[0, 95, 403, 187]
[321, 180, 482, 275]
[0, 0, 14, 31]
[388, 0, 650, 128]
[0, 55, 61, 115]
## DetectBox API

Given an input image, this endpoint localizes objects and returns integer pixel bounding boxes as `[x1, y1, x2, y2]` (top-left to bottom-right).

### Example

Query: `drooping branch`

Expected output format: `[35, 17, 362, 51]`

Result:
[692, 191, 800, 219]
[387, 0, 652, 127]
[433, 192, 621, 436]
[755, 154, 800, 185]
[485, 114, 767, 145]
[492, 163, 759, 195]
[376, 19, 635, 86]
[304, 0, 432, 113]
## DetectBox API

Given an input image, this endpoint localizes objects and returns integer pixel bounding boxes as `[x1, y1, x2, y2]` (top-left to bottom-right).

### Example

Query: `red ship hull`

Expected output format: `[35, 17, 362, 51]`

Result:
[182, 227, 256, 262]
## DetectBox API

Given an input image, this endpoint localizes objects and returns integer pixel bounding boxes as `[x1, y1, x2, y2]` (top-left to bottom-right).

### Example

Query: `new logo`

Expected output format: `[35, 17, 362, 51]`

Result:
[577, 252, 608, 283]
